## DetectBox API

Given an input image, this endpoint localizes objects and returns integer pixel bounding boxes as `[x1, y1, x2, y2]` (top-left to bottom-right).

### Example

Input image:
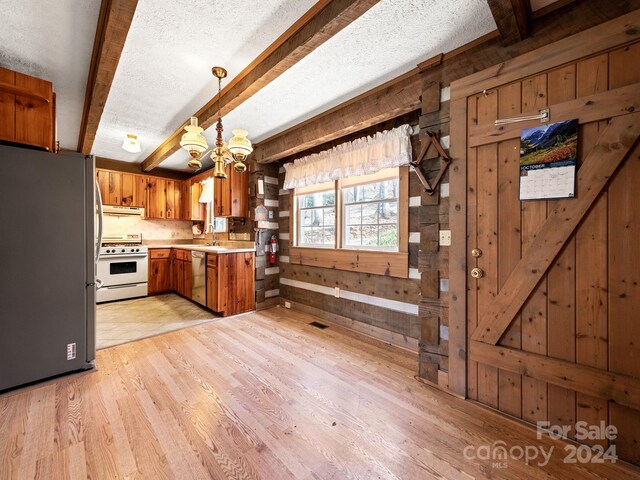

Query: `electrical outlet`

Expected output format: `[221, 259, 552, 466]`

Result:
[439, 230, 451, 246]
[67, 343, 76, 360]
[334, 287, 340, 298]
[284, 301, 291, 309]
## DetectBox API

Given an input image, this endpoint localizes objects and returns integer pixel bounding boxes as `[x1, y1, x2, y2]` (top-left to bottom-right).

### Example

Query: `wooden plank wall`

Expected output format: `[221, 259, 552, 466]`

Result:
[277, 131, 437, 353]
[466, 41, 640, 465]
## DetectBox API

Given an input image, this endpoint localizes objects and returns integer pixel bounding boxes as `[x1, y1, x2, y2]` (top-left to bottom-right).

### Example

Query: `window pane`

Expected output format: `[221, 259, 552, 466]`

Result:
[362, 225, 378, 246]
[346, 226, 361, 245]
[343, 178, 399, 205]
[345, 204, 361, 225]
[325, 207, 335, 226]
[379, 202, 397, 224]
[362, 203, 378, 224]
[322, 191, 335, 206]
[301, 209, 314, 226]
[344, 187, 356, 204]
[323, 227, 335, 244]
[379, 224, 398, 247]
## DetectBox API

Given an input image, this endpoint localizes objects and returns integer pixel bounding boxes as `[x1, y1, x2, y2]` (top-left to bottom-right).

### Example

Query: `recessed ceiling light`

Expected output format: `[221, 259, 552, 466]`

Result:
[122, 134, 141, 153]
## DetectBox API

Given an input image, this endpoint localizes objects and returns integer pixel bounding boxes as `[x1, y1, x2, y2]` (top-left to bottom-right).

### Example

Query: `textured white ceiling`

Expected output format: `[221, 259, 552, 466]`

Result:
[0, 0, 101, 149]
[161, 0, 496, 171]
[91, 0, 318, 163]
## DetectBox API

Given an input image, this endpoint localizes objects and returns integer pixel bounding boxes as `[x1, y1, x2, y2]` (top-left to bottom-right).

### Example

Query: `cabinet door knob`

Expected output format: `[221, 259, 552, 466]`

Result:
[470, 267, 484, 279]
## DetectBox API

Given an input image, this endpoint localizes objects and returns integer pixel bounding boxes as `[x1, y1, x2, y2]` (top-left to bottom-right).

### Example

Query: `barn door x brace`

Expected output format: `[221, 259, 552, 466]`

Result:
[410, 131, 451, 196]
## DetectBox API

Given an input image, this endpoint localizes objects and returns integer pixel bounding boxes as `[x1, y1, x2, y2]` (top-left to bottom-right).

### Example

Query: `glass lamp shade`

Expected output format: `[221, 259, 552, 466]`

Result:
[122, 134, 141, 153]
[180, 117, 208, 158]
[227, 129, 253, 161]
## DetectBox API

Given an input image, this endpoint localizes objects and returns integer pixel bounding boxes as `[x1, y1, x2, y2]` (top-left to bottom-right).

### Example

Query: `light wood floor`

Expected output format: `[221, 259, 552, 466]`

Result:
[1, 307, 638, 479]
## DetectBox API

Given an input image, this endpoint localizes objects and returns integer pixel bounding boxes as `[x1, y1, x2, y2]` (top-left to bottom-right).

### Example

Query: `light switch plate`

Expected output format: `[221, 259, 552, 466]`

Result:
[439, 230, 451, 246]
[268, 211, 274, 219]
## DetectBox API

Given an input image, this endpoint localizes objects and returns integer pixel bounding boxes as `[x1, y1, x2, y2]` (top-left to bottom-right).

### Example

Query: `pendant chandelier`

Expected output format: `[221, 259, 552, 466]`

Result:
[179, 66, 253, 177]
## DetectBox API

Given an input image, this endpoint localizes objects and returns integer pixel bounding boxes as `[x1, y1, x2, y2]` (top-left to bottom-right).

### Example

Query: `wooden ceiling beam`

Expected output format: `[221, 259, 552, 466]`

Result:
[253, 70, 423, 164]
[77, 0, 138, 154]
[253, 0, 634, 164]
[141, 0, 381, 172]
[486, 0, 531, 45]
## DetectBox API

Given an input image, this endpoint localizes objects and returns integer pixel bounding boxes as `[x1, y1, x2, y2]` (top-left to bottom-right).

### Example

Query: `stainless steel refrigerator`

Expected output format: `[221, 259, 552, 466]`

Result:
[0, 144, 97, 391]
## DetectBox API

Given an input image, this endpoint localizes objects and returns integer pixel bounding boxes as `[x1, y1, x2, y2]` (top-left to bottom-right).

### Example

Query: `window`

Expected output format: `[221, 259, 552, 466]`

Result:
[212, 217, 227, 233]
[297, 182, 335, 247]
[294, 168, 404, 252]
[342, 174, 398, 250]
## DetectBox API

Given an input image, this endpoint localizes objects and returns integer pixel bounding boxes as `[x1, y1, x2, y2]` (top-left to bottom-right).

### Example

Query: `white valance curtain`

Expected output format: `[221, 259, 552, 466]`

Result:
[283, 124, 413, 190]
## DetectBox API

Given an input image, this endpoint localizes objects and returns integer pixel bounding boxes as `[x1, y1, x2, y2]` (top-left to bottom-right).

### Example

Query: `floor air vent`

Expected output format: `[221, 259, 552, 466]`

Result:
[309, 321, 329, 329]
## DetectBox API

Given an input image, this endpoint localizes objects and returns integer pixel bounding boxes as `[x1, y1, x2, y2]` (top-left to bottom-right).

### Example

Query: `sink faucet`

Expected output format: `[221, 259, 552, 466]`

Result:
[209, 224, 219, 246]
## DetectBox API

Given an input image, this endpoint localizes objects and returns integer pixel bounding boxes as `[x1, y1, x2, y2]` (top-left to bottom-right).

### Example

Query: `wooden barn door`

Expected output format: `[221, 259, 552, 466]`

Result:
[448, 12, 640, 466]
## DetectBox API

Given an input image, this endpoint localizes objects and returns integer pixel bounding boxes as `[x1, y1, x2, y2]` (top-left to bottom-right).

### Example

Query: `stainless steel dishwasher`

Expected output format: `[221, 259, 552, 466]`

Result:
[191, 251, 207, 306]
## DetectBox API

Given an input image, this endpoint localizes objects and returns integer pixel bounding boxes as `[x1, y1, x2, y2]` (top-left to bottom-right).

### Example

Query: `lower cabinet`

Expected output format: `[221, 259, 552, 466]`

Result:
[149, 248, 254, 316]
[148, 249, 171, 294]
[206, 252, 254, 316]
[171, 249, 192, 299]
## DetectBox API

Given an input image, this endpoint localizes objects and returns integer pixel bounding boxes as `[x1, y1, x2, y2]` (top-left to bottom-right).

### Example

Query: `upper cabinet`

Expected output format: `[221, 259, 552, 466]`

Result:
[146, 177, 167, 219]
[214, 166, 248, 218]
[0, 67, 54, 152]
[97, 170, 145, 207]
[96, 166, 248, 220]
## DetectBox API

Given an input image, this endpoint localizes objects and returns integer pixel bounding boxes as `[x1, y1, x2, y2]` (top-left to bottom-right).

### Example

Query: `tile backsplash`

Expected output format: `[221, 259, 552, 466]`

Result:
[103, 215, 193, 241]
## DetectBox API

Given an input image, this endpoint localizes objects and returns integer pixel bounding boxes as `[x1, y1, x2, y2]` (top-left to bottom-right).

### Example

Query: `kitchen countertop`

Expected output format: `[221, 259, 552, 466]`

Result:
[147, 244, 255, 254]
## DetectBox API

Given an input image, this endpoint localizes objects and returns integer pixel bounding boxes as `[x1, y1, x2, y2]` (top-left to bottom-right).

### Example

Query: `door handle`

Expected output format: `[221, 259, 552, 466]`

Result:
[471, 267, 484, 279]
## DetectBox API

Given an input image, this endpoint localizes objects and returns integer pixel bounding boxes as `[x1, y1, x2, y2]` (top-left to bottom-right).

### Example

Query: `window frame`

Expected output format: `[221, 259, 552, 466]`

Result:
[292, 166, 408, 254]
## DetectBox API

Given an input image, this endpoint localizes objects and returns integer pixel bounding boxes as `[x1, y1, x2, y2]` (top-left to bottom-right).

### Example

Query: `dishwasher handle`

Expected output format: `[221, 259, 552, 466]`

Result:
[192, 251, 206, 259]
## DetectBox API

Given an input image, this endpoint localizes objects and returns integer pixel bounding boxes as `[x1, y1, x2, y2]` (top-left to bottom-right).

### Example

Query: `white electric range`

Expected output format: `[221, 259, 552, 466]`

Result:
[96, 234, 148, 303]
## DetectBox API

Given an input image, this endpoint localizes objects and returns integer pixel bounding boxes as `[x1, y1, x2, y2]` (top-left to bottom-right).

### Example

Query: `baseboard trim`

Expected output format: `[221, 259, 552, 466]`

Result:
[281, 298, 419, 353]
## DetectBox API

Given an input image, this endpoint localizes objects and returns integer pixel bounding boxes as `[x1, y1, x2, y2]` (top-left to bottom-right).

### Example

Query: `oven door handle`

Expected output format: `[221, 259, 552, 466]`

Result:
[100, 283, 144, 290]
[100, 254, 149, 260]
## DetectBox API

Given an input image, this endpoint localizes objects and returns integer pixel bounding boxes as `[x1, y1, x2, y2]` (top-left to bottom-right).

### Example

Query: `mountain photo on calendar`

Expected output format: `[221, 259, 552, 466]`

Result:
[520, 118, 578, 167]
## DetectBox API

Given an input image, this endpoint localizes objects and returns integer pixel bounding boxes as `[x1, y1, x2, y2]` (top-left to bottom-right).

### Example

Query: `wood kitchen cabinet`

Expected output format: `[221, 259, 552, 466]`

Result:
[96, 169, 145, 207]
[171, 249, 192, 299]
[148, 249, 171, 294]
[145, 177, 189, 220]
[122, 174, 147, 207]
[0, 66, 54, 151]
[207, 251, 254, 315]
[214, 166, 248, 218]
[146, 177, 166, 219]
[165, 179, 183, 220]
